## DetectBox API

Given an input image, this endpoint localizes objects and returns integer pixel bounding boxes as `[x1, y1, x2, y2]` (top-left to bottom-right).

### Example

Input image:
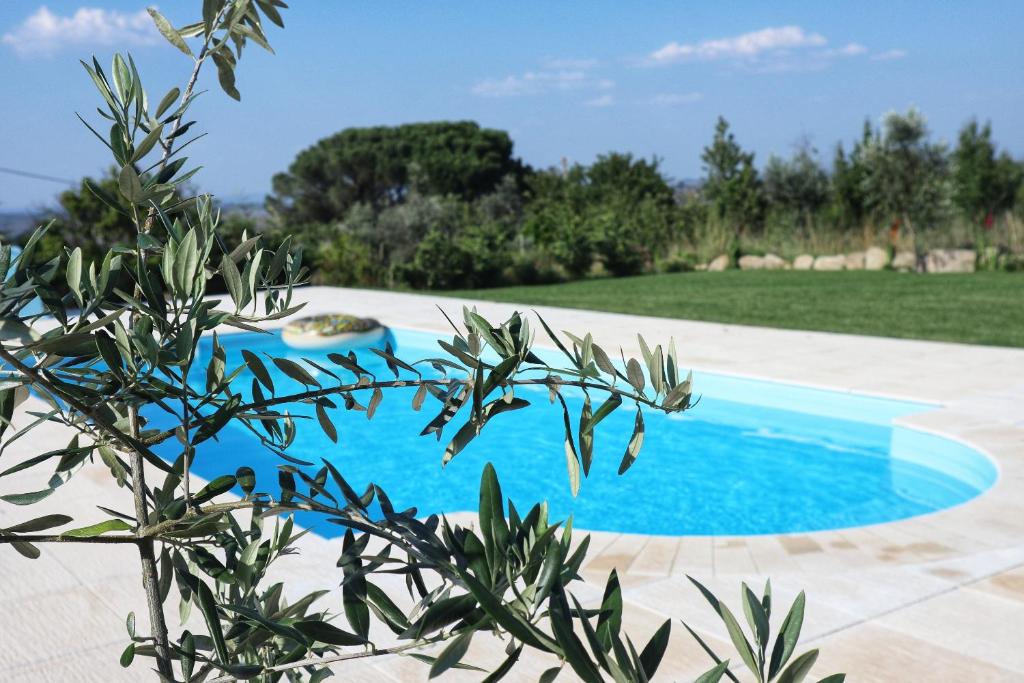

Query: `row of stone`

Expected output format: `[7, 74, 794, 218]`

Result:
[700, 247, 978, 273]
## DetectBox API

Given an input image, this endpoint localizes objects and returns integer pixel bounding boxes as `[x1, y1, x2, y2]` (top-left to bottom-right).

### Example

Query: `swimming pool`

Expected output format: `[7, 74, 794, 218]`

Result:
[155, 328, 997, 537]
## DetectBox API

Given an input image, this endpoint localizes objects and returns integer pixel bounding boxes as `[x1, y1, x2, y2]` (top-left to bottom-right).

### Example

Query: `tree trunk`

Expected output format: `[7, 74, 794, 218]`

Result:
[128, 408, 174, 679]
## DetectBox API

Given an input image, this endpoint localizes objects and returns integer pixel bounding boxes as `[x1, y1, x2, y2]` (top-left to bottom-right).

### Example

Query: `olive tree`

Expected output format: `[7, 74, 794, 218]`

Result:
[0, 3, 843, 682]
[860, 109, 950, 239]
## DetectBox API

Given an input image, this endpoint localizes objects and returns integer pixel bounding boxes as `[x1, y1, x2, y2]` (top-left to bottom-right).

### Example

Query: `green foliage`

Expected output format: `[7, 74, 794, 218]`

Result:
[311, 229, 375, 286]
[588, 152, 675, 208]
[701, 117, 766, 233]
[523, 153, 678, 278]
[860, 108, 950, 233]
[268, 121, 526, 223]
[404, 229, 475, 289]
[523, 165, 596, 277]
[684, 578, 843, 683]
[2, 7, 825, 682]
[48, 104, 1024, 294]
[507, 250, 565, 286]
[763, 143, 829, 224]
[829, 125, 872, 232]
[446, 270, 1024, 348]
[24, 168, 165, 266]
[952, 119, 1023, 221]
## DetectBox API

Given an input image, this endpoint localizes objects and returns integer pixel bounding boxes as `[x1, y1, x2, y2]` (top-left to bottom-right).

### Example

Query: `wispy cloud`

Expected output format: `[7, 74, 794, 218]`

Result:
[825, 42, 868, 57]
[649, 26, 826, 64]
[2, 6, 158, 58]
[646, 28, 897, 72]
[584, 94, 614, 108]
[650, 92, 703, 105]
[473, 60, 613, 98]
[542, 57, 599, 70]
[871, 48, 908, 61]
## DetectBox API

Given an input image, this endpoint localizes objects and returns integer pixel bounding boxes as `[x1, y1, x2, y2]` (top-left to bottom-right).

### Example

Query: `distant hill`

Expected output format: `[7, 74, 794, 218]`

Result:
[0, 211, 38, 238]
[673, 178, 704, 200]
[0, 194, 267, 241]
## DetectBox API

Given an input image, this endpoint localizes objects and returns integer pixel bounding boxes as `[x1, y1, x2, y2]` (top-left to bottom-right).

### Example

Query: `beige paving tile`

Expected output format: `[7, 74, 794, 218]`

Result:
[875, 587, 1024, 672]
[778, 531, 886, 573]
[0, 549, 83, 602]
[970, 565, 1024, 604]
[813, 622, 1019, 683]
[917, 546, 1024, 585]
[0, 585, 126, 670]
[627, 535, 679, 576]
[770, 567, 954, 624]
[624, 574, 767, 638]
[0, 645, 140, 683]
[776, 533, 824, 556]
[624, 608, 737, 681]
[745, 534, 804, 574]
[583, 533, 648, 577]
[673, 536, 713, 574]
[712, 537, 757, 575]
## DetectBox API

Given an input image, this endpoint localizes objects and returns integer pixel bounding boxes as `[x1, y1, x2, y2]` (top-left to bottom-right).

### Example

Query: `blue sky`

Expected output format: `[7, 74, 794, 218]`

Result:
[1, 1, 1022, 211]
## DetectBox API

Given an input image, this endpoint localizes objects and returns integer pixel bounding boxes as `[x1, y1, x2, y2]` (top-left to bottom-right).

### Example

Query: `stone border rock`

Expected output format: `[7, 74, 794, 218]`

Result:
[699, 248, 981, 274]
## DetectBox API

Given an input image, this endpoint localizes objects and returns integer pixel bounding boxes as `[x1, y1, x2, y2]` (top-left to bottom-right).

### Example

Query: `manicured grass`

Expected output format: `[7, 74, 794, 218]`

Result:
[445, 271, 1024, 347]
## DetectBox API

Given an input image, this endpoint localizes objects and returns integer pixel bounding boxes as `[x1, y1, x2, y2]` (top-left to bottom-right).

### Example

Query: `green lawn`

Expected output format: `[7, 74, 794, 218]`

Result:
[445, 271, 1024, 347]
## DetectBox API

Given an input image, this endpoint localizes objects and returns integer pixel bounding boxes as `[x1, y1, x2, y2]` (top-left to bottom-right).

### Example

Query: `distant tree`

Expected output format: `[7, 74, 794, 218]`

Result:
[587, 153, 677, 274]
[830, 121, 874, 232]
[700, 117, 765, 232]
[587, 152, 675, 207]
[763, 141, 829, 225]
[524, 154, 676, 278]
[26, 167, 188, 266]
[268, 121, 526, 223]
[312, 229, 376, 286]
[522, 165, 595, 277]
[861, 108, 949, 236]
[951, 120, 1023, 221]
[341, 193, 465, 286]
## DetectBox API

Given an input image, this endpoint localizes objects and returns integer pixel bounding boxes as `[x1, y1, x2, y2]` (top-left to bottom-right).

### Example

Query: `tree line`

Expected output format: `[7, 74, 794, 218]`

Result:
[28, 110, 1024, 288]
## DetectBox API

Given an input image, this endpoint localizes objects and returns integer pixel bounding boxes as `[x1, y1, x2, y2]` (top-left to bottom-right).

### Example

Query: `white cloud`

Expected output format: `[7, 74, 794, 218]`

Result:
[649, 26, 826, 64]
[473, 59, 613, 98]
[650, 92, 703, 105]
[871, 48, 908, 61]
[542, 57, 599, 70]
[827, 42, 868, 57]
[584, 94, 614, 107]
[2, 6, 159, 58]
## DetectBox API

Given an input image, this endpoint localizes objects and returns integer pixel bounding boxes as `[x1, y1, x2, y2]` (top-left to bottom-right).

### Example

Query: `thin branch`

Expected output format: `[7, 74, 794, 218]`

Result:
[141, 376, 669, 448]
[143, 2, 228, 233]
[0, 346, 168, 471]
[0, 534, 140, 545]
[271, 377, 657, 411]
[205, 632, 456, 683]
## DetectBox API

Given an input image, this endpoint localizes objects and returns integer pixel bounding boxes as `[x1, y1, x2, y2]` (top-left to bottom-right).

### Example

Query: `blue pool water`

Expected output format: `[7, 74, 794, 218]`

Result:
[154, 329, 997, 537]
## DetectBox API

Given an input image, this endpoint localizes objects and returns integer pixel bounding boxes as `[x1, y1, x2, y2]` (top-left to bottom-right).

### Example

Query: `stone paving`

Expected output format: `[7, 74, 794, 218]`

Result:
[2, 286, 1023, 681]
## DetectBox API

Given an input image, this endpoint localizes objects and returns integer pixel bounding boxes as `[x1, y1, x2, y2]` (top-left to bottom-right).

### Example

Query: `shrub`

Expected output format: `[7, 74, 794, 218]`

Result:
[312, 230, 376, 286]
[597, 218, 648, 276]
[507, 250, 565, 285]
[657, 252, 698, 273]
[453, 222, 512, 287]
[402, 229, 474, 289]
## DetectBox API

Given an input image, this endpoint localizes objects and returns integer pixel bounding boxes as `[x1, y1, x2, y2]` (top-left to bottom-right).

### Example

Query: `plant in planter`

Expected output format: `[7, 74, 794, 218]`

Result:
[0, 3, 843, 682]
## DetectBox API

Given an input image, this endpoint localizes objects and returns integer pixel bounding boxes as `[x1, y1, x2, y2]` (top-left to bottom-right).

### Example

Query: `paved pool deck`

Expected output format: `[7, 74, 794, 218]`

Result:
[3, 285, 1023, 681]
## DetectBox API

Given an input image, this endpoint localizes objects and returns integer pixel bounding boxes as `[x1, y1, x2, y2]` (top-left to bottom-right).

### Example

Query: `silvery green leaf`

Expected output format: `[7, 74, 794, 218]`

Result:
[147, 8, 193, 56]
